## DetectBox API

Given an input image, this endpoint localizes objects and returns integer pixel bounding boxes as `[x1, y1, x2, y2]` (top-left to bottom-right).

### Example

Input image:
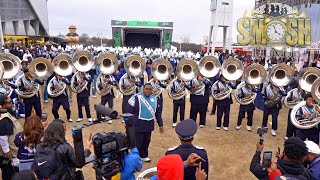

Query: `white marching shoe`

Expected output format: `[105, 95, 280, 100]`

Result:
[246, 125, 252, 131]
[68, 119, 73, 122]
[76, 118, 83, 122]
[236, 125, 241, 130]
[199, 125, 205, 128]
[223, 127, 228, 131]
[108, 120, 113, 124]
[88, 118, 93, 122]
[271, 129, 277, 136]
[216, 127, 221, 130]
[141, 157, 151, 162]
[172, 123, 177, 127]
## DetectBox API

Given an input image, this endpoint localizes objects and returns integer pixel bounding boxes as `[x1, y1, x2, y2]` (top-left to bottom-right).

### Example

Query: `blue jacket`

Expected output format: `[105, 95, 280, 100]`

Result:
[309, 156, 320, 180]
[120, 148, 142, 180]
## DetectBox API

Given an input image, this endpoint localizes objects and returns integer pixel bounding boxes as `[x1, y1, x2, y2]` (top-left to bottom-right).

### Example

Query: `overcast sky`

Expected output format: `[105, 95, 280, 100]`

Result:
[47, 0, 255, 44]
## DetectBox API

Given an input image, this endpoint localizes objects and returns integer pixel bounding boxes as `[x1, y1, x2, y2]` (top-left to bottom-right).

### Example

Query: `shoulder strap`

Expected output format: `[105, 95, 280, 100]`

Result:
[137, 95, 156, 120]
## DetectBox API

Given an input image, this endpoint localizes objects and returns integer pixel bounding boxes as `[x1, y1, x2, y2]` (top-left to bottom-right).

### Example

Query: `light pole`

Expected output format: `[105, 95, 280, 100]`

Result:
[179, 37, 182, 52]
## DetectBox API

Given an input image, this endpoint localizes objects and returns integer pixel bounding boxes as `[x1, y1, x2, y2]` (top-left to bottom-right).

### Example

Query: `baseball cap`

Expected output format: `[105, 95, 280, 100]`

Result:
[305, 140, 320, 154]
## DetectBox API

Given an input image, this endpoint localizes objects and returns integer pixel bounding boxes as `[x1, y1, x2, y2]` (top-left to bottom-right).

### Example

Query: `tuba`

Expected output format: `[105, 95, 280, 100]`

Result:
[298, 67, 320, 92]
[95, 53, 118, 96]
[0, 53, 21, 97]
[136, 167, 157, 180]
[235, 64, 266, 105]
[291, 101, 320, 129]
[234, 82, 257, 105]
[284, 88, 304, 109]
[118, 55, 146, 95]
[268, 63, 294, 87]
[149, 59, 173, 97]
[70, 51, 95, 93]
[189, 56, 221, 94]
[47, 54, 73, 97]
[15, 57, 53, 98]
[265, 64, 293, 108]
[311, 78, 320, 104]
[211, 58, 243, 100]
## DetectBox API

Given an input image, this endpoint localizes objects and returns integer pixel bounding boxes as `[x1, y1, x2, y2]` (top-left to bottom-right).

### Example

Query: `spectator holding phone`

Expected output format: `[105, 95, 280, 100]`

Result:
[166, 119, 208, 180]
[250, 137, 312, 180]
[150, 153, 207, 180]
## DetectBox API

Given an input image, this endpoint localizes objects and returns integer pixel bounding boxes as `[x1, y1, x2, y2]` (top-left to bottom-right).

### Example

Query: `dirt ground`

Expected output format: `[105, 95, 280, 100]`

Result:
[18, 87, 290, 180]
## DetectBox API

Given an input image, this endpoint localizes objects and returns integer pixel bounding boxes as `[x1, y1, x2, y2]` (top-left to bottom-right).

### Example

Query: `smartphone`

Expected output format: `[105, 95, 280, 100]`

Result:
[195, 157, 207, 168]
[262, 151, 272, 168]
[89, 133, 92, 141]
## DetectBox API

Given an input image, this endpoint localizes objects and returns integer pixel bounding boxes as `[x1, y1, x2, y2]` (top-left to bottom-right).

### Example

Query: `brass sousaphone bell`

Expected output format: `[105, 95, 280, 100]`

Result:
[70, 51, 95, 93]
[149, 59, 173, 97]
[95, 53, 118, 96]
[0, 53, 21, 96]
[47, 54, 74, 97]
[15, 57, 54, 98]
[119, 55, 146, 95]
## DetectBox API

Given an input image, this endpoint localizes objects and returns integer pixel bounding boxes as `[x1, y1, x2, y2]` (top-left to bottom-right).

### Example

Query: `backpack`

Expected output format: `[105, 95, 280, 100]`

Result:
[32, 144, 66, 180]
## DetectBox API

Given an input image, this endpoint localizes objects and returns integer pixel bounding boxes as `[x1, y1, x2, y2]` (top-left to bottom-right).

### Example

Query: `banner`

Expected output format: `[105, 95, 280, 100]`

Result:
[237, 3, 311, 47]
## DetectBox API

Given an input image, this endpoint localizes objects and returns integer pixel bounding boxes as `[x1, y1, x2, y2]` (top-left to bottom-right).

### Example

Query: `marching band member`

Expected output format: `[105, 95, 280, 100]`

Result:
[214, 75, 236, 131]
[209, 73, 220, 115]
[236, 82, 256, 131]
[75, 72, 92, 122]
[127, 83, 163, 162]
[97, 74, 117, 124]
[18, 69, 44, 119]
[295, 94, 320, 144]
[50, 74, 72, 122]
[261, 83, 285, 136]
[171, 77, 186, 127]
[189, 73, 212, 128]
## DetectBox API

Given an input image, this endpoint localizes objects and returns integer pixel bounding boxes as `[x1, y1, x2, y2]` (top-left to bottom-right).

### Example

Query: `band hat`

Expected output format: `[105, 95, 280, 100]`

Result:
[175, 119, 197, 141]
[305, 140, 320, 154]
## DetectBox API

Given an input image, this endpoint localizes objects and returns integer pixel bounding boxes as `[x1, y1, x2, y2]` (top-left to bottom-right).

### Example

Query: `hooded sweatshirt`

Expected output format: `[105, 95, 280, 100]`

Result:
[152, 154, 184, 180]
[276, 159, 313, 180]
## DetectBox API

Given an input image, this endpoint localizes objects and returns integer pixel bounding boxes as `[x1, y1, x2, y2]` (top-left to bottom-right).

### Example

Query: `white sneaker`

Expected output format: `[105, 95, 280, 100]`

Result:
[236, 125, 241, 130]
[122, 120, 125, 123]
[88, 118, 93, 122]
[76, 118, 83, 122]
[172, 123, 177, 127]
[141, 157, 151, 162]
[44, 100, 48, 103]
[246, 125, 252, 131]
[216, 127, 221, 130]
[199, 125, 205, 128]
[223, 127, 228, 131]
[92, 95, 97, 98]
[68, 119, 73, 122]
[284, 137, 289, 140]
[108, 120, 112, 124]
[271, 129, 276, 136]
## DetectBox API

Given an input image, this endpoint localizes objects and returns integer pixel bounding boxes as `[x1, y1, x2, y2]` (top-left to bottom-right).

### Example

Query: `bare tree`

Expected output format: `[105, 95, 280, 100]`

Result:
[79, 33, 90, 44]
[181, 35, 191, 44]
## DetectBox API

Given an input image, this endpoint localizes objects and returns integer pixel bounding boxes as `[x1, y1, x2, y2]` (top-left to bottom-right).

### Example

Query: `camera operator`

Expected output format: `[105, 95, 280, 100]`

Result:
[0, 94, 23, 180]
[304, 141, 320, 180]
[250, 137, 312, 180]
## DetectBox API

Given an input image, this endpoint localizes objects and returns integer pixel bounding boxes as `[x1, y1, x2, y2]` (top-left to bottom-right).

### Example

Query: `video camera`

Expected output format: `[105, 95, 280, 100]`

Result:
[72, 104, 136, 180]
